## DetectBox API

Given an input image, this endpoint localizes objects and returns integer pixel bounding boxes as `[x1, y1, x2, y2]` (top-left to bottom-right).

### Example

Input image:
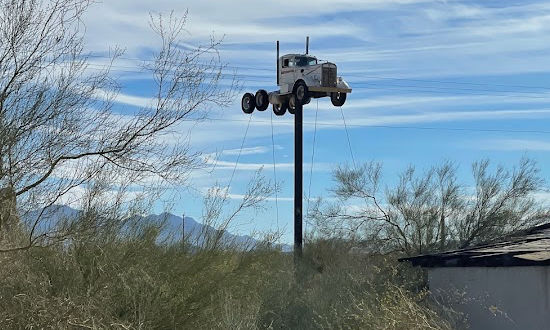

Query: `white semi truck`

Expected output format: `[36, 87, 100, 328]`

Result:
[241, 40, 352, 116]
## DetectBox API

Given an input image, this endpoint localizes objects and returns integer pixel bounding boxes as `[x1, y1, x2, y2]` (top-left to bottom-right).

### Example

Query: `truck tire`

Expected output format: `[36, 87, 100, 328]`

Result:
[330, 92, 347, 107]
[273, 102, 287, 116]
[294, 80, 309, 105]
[288, 94, 297, 114]
[242, 93, 255, 114]
[255, 89, 269, 111]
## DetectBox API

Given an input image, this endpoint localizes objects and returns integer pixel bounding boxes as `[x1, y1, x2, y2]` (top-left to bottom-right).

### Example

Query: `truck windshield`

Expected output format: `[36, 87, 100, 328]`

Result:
[295, 56, 317, 67]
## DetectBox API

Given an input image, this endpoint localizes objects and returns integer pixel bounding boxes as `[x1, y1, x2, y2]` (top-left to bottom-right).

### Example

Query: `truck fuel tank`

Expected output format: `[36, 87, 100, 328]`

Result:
[268, 91, 285, 105]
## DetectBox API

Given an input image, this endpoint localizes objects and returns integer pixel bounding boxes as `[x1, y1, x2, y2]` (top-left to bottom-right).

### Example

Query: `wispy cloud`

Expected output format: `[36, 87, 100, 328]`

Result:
[81, 0, 550, 82]
[474, 139, 550, 151]
[95, 89, 154, 108]
[221, 146, 269, 156]
[158, 106, 550, 149]
[209, 160, 332, 172]
[340, 109, 550, 127]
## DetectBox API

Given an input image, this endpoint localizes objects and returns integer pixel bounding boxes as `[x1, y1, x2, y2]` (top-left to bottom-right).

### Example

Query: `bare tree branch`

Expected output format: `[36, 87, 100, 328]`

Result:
[0, 2, 238, 252]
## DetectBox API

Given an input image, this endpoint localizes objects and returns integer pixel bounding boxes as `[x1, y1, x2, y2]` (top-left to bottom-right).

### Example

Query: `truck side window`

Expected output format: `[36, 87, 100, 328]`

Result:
[283, 59, 290, 67]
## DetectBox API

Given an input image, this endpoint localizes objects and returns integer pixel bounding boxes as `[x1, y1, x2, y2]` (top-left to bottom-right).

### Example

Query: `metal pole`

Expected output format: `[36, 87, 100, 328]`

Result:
[276, 41, 280, 85]
[294, 102, 303, 262]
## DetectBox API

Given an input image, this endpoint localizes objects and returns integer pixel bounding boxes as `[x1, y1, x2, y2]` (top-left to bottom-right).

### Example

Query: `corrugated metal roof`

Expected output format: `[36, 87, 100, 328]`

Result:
[400, 223, 550, 267]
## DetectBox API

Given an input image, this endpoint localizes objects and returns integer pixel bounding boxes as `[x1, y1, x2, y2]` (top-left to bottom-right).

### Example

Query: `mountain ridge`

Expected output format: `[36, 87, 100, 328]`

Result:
[23, 205, 290, 250]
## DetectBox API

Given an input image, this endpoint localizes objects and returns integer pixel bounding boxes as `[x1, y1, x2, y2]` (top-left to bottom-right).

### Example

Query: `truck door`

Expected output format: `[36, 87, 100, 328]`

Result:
[295, 56, 307, 75]
[280, 56, 295, 94]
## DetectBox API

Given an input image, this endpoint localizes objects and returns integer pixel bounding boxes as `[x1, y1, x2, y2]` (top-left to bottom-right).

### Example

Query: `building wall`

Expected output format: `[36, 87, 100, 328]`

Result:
[428, 266, 550, 330]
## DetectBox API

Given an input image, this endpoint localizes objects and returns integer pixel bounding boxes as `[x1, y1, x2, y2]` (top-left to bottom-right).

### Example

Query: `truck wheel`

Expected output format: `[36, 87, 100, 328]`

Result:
[294, 81, 309, 105]
[288, 94, 297, 115]
[330, 92, 347, 107]
[255, 89, 269, 111]
[303, 96, 311, 105]
[273, 102, 287, 116]
[242, 93, 255, 114]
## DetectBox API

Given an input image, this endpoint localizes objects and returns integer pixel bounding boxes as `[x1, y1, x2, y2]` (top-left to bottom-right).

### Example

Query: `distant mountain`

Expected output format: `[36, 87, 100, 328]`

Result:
[24, 204, 80, 222]
[23, 205, 291, 251]
[144, 212, 259, 248]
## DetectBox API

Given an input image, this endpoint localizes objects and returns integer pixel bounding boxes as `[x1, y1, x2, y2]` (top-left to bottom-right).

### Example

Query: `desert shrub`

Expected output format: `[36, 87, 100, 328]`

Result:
[253, 240, 459, 330]
[0, 223, 460, 329]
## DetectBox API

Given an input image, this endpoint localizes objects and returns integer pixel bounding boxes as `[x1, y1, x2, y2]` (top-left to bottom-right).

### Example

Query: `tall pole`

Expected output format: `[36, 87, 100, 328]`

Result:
[294, 36, 309, 269]
[276, 41, 280, 85]
[294, 102, 303, 261]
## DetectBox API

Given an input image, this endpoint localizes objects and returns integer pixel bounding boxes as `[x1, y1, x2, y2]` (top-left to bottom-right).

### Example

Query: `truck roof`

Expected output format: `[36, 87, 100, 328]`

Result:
[281, 54, 317, 58]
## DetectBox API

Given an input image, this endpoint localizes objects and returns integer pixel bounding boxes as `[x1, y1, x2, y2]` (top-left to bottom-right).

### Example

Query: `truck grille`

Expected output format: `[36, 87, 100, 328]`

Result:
[322, 66, 337, 87]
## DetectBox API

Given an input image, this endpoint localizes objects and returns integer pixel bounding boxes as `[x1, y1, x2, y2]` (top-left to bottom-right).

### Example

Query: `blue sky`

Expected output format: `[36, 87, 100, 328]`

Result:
[80, 0, 550, 243]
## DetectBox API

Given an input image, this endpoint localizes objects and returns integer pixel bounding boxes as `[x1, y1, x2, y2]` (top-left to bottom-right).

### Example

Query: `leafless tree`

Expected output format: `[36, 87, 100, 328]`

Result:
[197, 168, 277, 250]
[0, 0, 237, 252]
[310, 158, 549, 255]
[456, 158, 547, 247]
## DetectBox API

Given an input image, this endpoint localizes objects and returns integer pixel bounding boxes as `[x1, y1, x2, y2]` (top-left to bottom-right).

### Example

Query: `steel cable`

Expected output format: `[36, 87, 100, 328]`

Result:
[227, 112, 253, 192]
[340, 107, 357, 169]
